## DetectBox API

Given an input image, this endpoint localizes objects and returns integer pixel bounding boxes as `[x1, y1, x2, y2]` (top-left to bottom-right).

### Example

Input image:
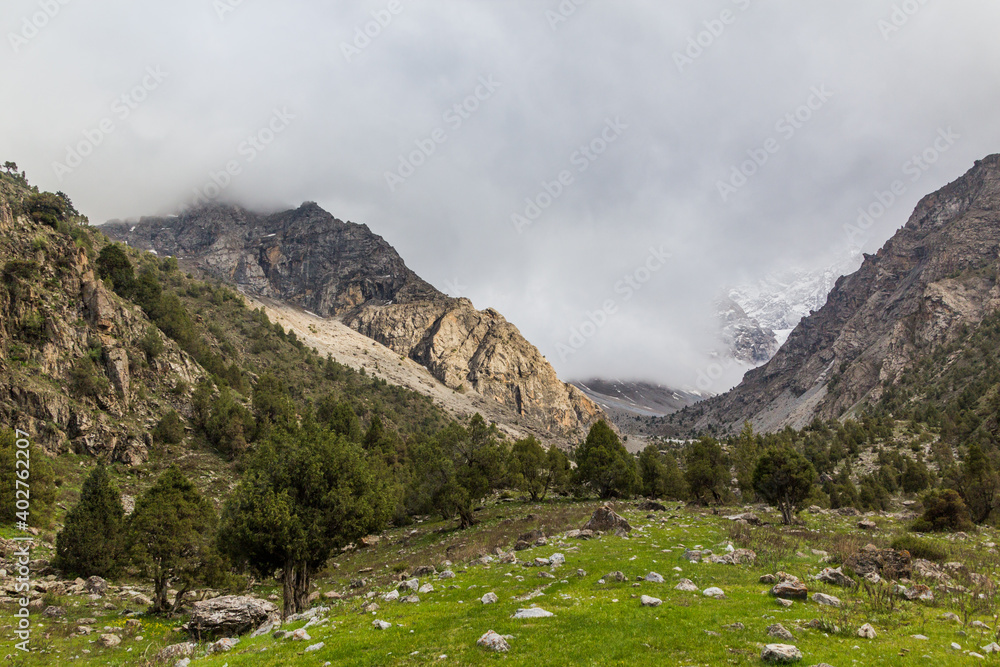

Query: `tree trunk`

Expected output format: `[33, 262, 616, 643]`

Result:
[458, 507, 476, 529]
[282, 560, 312, 618]
[152, 574, 169, 614]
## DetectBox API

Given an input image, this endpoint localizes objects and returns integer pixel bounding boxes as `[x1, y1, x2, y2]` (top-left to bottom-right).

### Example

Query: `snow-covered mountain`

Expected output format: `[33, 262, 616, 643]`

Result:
[728, 252, 864, 347]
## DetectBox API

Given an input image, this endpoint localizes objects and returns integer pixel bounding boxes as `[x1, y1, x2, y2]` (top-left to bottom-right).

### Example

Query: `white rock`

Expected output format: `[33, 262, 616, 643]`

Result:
[645, 572, 664, 583]
[418, 584, 434, 594]
[481, 592, 498, 604]
[512, 607, 553, 619]
[305, 642, 325, 652]
[640, 595, 662, 607]
[983, 642, 1000, 654]
[857, 623, 877, 639]
[812, 593, 841, 608]
[703, 587, 725, 598]
[550, 553, 566, 566]
[674, 579, 698, 592]
[477, 630, 510, 652]
[290, 628, 311, 641]
[382, 590, 400, 602]
[372, 620, 391, 630]
[761, 643, 802, 663]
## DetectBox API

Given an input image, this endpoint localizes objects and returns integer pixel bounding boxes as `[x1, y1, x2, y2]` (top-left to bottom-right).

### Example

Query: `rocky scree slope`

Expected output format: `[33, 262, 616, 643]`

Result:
[103, 203, 602, 441]
[669, 154, 1000, 434]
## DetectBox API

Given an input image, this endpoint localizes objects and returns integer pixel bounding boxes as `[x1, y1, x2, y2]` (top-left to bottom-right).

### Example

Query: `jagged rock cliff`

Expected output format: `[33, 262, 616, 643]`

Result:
[103, 203, 602, 439]
[716, 296, 779, 364]
[671, 154, 1000, 434]
[0, 178, 203, 465]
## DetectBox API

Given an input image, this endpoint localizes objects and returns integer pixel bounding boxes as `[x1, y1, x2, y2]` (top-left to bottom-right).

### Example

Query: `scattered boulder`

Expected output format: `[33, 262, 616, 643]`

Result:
[372, 620, 391, 630]
[725, 512, 762, 525]
[383, 590, 400, 602]
[99, 634, 121, 648]
[760, 574, 777, 584]
[771, 582, 808, 600]
[477, 630, 510, 652]
[814, 567, 855, 588]
[761, 643, 802, 663]
[188, 596, 278, 638]
[207, 637, 239, 653]
[645, 572, 664, 583]
[155, 642, 196, 662]
[582, 506, 632, 534]
[481, 592, 498, 604]
[812, 593, 841, 608]
[703, 587, 726, 599]
[857, 519, 878, 530]
[903, 584, 934, 602]
[857, 623, 877, 639]
[305, 642, 325, 652]
[398, 578, 419, 592]
[438, 570, 456, 580]
[767, 624, 794, 640]
[638, 500, 667, 512]
[675, 579, 698, 592]
[640, 595, 662, 607]
[42, 605, 64, 617]
[401, 595, 420, 604]
[844, 547, 911, 581]
[412, 565, 437, 577]
[85, 576, 108, 596]
[604, 571, 627, 583]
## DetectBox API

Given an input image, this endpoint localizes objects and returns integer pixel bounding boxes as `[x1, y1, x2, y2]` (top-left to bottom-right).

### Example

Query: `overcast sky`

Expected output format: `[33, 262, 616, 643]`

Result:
[3, 0, 999, 392]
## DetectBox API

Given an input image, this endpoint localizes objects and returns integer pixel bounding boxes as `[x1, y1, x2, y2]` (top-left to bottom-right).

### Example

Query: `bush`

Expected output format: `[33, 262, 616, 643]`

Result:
[55, 465, 126, 577]
[911, 488, 974, 533]
[752, 446, 817, 524]
[96, 244, 135, 297]
[69, 358, 109, 399]
[138, 326, 164, 361]
[153, 410, 185, 445]
[890, 534, 948, 562]
[0, 429, 56, 528]
[25, 192, 68, 229]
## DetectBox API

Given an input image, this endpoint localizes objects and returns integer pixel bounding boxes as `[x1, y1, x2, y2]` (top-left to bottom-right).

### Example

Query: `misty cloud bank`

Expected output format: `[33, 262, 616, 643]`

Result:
[3, 0, 999, 392]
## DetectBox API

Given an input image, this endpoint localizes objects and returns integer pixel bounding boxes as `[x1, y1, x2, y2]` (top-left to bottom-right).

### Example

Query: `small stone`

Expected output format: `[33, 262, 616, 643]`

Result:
[911, 634, 928, 640]
[418, 584, 434, 594]
[372, 620, 391, 630]
[772, 581, 808, 600]
[99, 634, 121, 648]
[481, 592, 498, 604]
[382, 590, 400, 602]
[767, 624, 794, 640]
[857, 623, 877, 639]
[291, 628, 311, 641]
[703, 587, 725, 599]
[477, 630, 510, 652]
[760, 574, 778, 584]
[207, 637, 239, 653]
[604, 571, 627, 583]
[776, 598, 793, 608]
[400, 595, 420, 604]
[305, 642, 325, 652]
[640, 595, 662, 607]
[645, 571, 664, 583]
[982, 642, 1000, 654]
[438, 570, 456, 579]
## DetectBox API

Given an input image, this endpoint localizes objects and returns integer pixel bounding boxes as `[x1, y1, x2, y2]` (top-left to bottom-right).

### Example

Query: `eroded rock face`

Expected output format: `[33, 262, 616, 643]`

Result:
[673, 154, 1000, 433]
[104, 202, 603, 440]
[188, 596, 278, 638]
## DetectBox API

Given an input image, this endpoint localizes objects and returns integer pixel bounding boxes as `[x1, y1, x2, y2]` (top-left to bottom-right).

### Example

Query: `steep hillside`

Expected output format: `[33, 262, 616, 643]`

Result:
[103, 204, 602, 441]
[667, 154, 1000, 435]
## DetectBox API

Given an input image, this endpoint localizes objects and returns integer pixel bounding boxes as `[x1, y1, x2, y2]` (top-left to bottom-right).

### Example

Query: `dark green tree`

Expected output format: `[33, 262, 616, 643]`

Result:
[575, 420, 639, 499]
[153, 410, 185, 445]
[638, 444, 668, 499]
[960, 444, 999, 524]
[317, 397, 361, 442]
[911, 488, 974, 533]
[684, 436, 730, 505]
[408, 414, 507, 527]
[0, 429, 56, 528]
[25, 192, 68, 229]
[730, 421, 759, 501]
[252, 373, 296, 435]
[96, 243, 135, 297]
[220, 422, 395, 617]
[509, 436, 571, 501]
[55, 465, 125, 577]
[752, 446, 817, 524]
[127, 467, 219, 614]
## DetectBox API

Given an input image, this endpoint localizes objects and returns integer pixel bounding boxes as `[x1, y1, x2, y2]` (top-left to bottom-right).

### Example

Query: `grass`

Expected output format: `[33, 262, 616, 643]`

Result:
[5, 500, 1000, 665]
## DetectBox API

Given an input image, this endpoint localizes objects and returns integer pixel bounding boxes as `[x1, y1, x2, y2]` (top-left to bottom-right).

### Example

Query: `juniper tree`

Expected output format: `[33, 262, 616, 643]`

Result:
[55, 464, 125, 577]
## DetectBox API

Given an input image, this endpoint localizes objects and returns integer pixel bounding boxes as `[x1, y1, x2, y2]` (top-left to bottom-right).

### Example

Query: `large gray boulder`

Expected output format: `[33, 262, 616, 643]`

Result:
[188, 596, 278, 638]
[582, 506, 632, 535]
